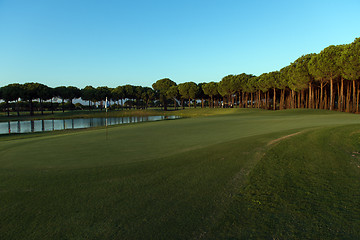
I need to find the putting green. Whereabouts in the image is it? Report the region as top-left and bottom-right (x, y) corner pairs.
(1, 109), (360, 239)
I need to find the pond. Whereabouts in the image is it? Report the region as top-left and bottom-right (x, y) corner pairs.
(0, 115), (180, 135)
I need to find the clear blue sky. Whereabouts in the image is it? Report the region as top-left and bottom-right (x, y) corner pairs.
(1, 0), (359, 88)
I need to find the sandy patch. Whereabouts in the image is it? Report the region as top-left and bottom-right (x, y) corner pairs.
(267, 131), (303, 146)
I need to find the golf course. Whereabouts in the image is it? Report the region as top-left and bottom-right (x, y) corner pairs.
(1, 108), (360, 239)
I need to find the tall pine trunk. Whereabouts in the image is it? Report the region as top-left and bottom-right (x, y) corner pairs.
(50, 99), (54, 114)
(300, 90), (304, 108)
(297, 91), (300, 108)
(40, 99), (44, 115)
(163, 99), (167, 111)
(330, 76), (334, 110)
(357, 89), (360, 113)
(250, 93), (253, 108)
(16, 99), (20, 116)
(265, 92), (268, 110)
(337, 82), (340, 111)
(320, 82), (324, 109)
(309, 82), (312, 109)
(273, 88), (276, 110)
(238, 91), (242, 108)
(30, 99), (34, 116)
(353, 81), (357, 112)
(245, 93), (248, 108)
(324, 91), (328, 110)
(340, 78), (344, 112)
(6, 101), (9, 117)
(346, 81), (351, 113)
(280, 89), (285, 110)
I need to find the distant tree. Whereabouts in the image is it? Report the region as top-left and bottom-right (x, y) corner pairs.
(232, 74), (245, 108)
(197, 83), (207, 108)
(218, 75), (236, 107)
(178, 82), (198, 108)
(111, 86), (125, 108)
(257, 73), (271, 109)
(95, 87), (111, 110)
(188, 82), (199, 108)
(141, 87), (155, 109)
(339, 38), (360, 112)
(47, 87), (55, 114)
(134, 86), (144, 109)
(166, 85), (179, 110)
(266, 71), (281, 110)
(0, 83), (22, 116)
(245, 76), (257, 108)
(54, 86), (68, 112)
(289, 54), (314, 109)
(152, 78), (176, 111)
(309, 45), (342, 110)
(123, 85), (135, 108)
(81, 86), (96, 110)
(237, 74), (256, 108)
(202, 82), (218, 108)
(66, 86), (81, 108)
(308, 54), (324, 109)
(21, 82), (42, 116)
(279, 66), (292, 110)
(250, 76), (265, 109)
(38, 84), (53, 115)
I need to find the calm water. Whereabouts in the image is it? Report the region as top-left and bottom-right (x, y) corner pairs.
(0, 116), (180, 134)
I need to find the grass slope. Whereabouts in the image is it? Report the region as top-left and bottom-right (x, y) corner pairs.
(212, 125), (360, 239)
(1, 109), (360, 239)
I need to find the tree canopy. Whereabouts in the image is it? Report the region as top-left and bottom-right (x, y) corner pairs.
(2, 37), (360, 114)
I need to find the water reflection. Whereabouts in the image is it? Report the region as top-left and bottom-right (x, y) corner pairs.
(1, 116), (180, 134)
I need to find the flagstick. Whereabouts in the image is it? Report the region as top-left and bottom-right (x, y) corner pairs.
(105, 97), (108, 140)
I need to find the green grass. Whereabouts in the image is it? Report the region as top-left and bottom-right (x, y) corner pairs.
(211, 125), (360, 239)
(1, 108), (360, 239)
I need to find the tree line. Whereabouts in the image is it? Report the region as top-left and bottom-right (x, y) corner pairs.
(0, 84), (158, 116)
(1, 37), (359, 116)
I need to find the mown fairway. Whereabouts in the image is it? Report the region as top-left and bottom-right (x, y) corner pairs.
(1, 109), (360, 239)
